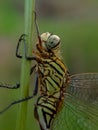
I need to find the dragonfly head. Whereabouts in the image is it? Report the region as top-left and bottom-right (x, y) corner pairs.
(41, 32), (61, 52)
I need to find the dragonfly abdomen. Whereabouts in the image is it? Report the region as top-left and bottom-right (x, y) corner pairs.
(34, 90), (65, 130)
(35, 56), (69, 130)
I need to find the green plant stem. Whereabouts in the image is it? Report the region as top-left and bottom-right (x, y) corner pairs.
(15, 0), (35, 130)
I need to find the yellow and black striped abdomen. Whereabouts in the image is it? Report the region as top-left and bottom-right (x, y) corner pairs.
(34, 56), (69, 130)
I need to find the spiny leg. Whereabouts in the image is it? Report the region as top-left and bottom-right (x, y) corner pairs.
(33, 72), (38, 96)
(16, 33), (36, 60)
(16, 33), (37, 61)
(0, 64), (36, 89)
(0, 78), (37, 114)
(16, 34), (27, 59)
(30, 64), (39, 96)
(34, 11), (42, 47)
(0, 95), (34, 114)
(16, 12), (42, 61)
(30, 65), (36, 75)
(0, 35), (25, 89)
(0, 83), (20, 89)
(0, 34), (27, 88)
(0, 65), (37, 114)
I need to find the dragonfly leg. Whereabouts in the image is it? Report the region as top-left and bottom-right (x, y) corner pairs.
(34, 11), (42, 47)
(30, 64), (38, 96)
(0, 64), (36, 89)
(30, 65), (36, 75)
(33, 72), (38, 96)
(0, 83), (20, 89)
(16, 34), (27, 59)
(16, 34), (36, 61)
(0, 65), (37, 113)
(0, 95), (34, 114)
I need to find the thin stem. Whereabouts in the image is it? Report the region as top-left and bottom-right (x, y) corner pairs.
(15, 0), (35, 130)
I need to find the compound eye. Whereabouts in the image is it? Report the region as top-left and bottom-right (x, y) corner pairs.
(46, 35), (60, 50)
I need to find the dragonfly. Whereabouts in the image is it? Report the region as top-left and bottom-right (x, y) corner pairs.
(0, 12), (98, 130)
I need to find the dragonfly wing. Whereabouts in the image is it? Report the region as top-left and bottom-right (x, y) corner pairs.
(52, 93), (98, 130)
(52, 73), (98, 130)
(67, 73), (98, 103)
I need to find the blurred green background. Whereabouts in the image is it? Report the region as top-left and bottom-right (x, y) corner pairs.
(0, 0), (98, 130)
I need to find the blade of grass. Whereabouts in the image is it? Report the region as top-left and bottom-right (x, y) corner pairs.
(15, 0), (35, 130)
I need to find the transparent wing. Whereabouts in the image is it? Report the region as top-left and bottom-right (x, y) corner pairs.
(68, 73), (98, 103)
(53, 94), (98, 130)
(52, 73), (98, 130)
